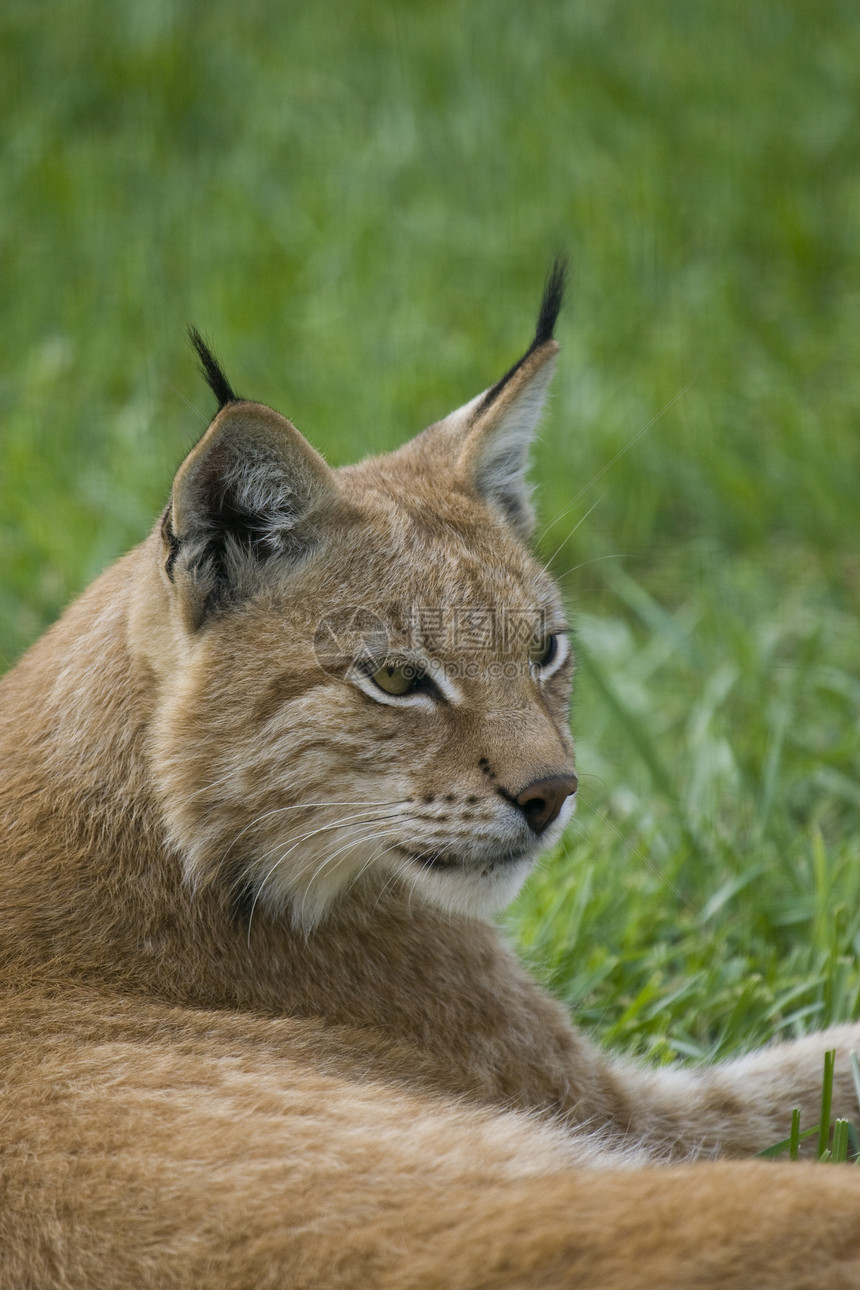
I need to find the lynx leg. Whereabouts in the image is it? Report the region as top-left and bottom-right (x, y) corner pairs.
(607, 1023), (860, 1158)
(2, 1031), (859, 1290)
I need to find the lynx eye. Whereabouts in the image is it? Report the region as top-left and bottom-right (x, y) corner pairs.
(370, 663), (423, 697)
(529, 634), (558, 668)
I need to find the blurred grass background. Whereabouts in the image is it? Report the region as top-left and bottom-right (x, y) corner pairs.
(1, 0), (859, 1063)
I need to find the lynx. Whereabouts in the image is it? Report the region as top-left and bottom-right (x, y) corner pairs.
(1, 265), (859, 1289)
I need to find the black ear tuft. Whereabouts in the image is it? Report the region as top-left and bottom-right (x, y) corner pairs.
(187, 326), (239, 409)
(533, 255), (568, 347)
(477, 256), (568, 415)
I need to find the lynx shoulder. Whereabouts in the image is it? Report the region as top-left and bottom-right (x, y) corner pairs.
(1, 266), (859, 1289)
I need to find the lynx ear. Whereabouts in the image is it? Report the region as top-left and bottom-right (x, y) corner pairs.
(455, 338), (559, 539)
(407, 259), (566, 539)
(163, 336), (336, 630)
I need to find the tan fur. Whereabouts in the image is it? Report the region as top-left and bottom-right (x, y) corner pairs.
(1, 301), (859, 1289)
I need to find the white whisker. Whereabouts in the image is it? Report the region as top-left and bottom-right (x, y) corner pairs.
(538, 491), (607, 574)
(246, 816), (407, 943)
(294, 828), (404, 929)
(552, 552), (627, 584)
(536, 380), (694, 548)
(248, 812), (407, 881)
(226, 802), (408, 870)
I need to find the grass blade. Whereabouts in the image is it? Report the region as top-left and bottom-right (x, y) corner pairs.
(817, 1049), (835, 1160)
(755, 1120), (817, 1160)
(830, 1119), (850, 1165)
(789, 1107), (801, 1162)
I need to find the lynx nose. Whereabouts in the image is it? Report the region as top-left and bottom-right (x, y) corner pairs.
(512, 774), (578, 835)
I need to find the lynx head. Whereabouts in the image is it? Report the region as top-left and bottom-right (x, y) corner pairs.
(149, 262), (576, 929)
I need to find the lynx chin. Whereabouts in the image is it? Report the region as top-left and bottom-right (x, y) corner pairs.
(1, 262), (859, 1289)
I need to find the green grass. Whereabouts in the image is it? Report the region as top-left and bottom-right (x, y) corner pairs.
(2, 0), (859, 1060)
(756, 1050), (860, 1163)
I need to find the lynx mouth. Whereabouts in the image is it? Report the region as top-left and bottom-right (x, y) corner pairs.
(398, 846), (531, 873)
